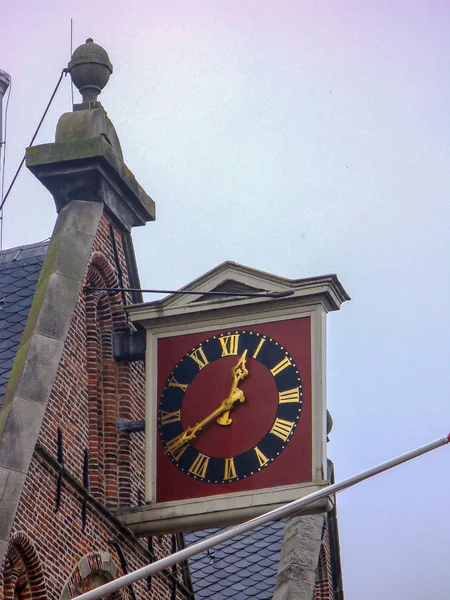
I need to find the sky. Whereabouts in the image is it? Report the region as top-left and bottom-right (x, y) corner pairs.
(2, 1), (450, 598)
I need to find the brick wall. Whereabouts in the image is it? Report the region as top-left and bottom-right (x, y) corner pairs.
(36, 214), (146, 510)
(313, 520), (334, 600)
(0, 211), (192, 600)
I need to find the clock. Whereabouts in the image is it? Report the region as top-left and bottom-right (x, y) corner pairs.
(158, 330), (304, 485)
(120, 262), (349, 534)
(155, 317), (313, 503)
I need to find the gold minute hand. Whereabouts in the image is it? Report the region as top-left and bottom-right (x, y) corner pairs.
(217, 349), (248, 426)
(169, 351), (249, 450)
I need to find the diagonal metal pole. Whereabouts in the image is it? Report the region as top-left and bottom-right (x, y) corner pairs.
(75, 434), (449, 600)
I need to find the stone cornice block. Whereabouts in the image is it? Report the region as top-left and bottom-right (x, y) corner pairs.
(26, 135), (155, 231)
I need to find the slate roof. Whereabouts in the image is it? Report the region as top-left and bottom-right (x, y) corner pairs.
(0, 240), (48, 404)
(185, 519), (285, 600)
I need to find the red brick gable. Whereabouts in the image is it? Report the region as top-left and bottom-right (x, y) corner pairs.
(1, 209), (192, 600)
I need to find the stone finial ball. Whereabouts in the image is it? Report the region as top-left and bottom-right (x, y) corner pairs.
(67, 38), (113, 103)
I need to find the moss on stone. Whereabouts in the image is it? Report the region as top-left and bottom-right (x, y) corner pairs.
(1, 337), (31, 411)
(26, 137), (105, 166)
(0, 402), (12, 437)
(17, 209), (69, 347)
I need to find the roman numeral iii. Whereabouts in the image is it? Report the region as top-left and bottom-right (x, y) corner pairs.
(270, 418), (295, 442)
(219, 334), (240, 356)
(278, 388), (300, 403)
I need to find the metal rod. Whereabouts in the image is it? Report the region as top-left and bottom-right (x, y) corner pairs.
(70, 18), (74, 107)
(74, 434), (449, 600)
(0, 69), (11, 251)
(83, 286), (294, 299)
(0, 69), (66, 212)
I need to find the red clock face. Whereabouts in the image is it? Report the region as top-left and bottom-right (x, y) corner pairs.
(156, 317), (312, 502)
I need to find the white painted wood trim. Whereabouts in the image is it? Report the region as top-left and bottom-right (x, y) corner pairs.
(144, 305), (327, 502)
(311, 305), (327, 482)
(120, 480), (332, 536)
(145, 330), (158, 502)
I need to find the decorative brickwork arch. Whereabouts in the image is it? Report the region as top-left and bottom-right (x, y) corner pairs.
(2, 533), (47, 600)
(85, 252), (135, 508)
(60, 552), (122, 600)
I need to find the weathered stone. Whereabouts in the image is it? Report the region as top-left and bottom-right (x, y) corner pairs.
(67, 38), (113, 103)
(23, 274), (80, 342)
(0, 396), (46, 472)
(15, 334), (64, 404)
(0, 467), (26, 542)
(56, 105), (123, 160)
(272, 578), (315, 600)
(79, 556), (92, 579)
(17, 203), (100, 350)
(272, 514), (325, 600)
(51, 199), (104, 238)
(51, 229), (99, 281)
(0, 539), (7, 563)
(26, 135), (155, 230)
(2, 334), (63, 408)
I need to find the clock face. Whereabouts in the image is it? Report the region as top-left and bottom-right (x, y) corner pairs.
(158, 329), (304, 486)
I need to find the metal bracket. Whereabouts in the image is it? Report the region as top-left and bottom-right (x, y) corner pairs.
(113, 329), (146, 362)
(117, 419), (145, 434)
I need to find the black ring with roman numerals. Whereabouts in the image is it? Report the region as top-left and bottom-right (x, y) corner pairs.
(158, 330), (303, 483)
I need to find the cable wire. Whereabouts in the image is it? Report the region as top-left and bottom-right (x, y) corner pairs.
(70, 19), (74, 107)
(0, 77), (11, 249)
(83, 286), (294, 299)
(0, 68), (67, 214)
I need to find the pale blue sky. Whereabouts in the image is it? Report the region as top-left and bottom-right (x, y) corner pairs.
(2, 1), (450, 598)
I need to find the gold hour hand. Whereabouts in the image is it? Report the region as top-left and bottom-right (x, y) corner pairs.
(169, 389), (245, 450)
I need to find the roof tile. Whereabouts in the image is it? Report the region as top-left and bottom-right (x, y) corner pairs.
(185, 520), (285, 600)
(0, 240), (48, 403)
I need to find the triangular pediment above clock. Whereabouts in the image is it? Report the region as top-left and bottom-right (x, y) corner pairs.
(191, 278), (265, 303)
(129, 261), (349, 316)
(150, 261), (292, 310)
